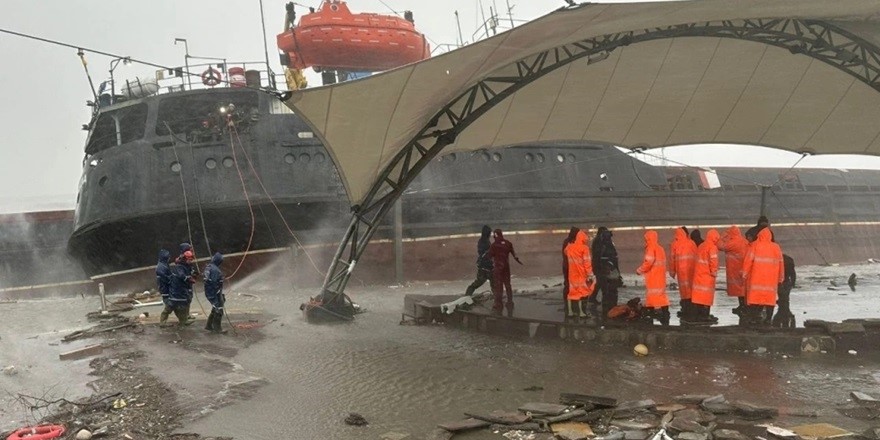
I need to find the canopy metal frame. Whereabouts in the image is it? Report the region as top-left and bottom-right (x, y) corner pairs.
(313, 17), (880, 299)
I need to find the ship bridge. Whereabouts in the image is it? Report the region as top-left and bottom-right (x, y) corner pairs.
(281, 0), (880, 296)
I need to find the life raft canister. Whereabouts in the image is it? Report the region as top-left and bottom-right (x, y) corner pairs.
(201, 68), (223, 87)
(6, 425), (65, 440)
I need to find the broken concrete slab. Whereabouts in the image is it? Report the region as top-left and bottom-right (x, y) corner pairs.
(668, 418), (707, 434)
(826, 322), (866, 335)
(59, 344), (103, 361)
(790, 424), (854, 440)
(677, 433), (709, 440)
(595, 432), (626, 440)
(851, 392), (880, 408)
(674, 409), (716, 424)
(519, 402), (570, 416)
(437, 418), (490, 432)
(492, 422), (543, 432)
(732, 402), (779, 420)
(560, 393), (618, 408)
(766, 426), (799, 439)
(617, 400), (657, 412)
(544, 410), (588, 424)
(656, 404), (688, 413)
(613, 421), (656, 430)
(713, 429), (750, 440)
(466, 411), (531, 425)
(701, 402), (735, 415)
(624, 430), (649, 440)
(675, 395), (713, 404)
(702, 395), (727, 405)
(552, 422), (594, 440)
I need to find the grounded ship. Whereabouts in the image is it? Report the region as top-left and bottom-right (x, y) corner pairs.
(8, 1), (880, 296)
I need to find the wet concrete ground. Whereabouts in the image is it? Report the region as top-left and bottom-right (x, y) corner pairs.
(2, 262), (880, 439)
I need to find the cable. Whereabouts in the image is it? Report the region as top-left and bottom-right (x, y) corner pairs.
(230, 126), (326, 277)
(225, 126), (258, 280)
(769, 189), (830, 265)
(0, 27), (281, 97)
(626, 153), (654, 190)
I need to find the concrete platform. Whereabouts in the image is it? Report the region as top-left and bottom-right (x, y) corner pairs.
(403, 287), (880, 354)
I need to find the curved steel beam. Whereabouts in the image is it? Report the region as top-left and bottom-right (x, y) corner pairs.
(318, 17), (880, 299)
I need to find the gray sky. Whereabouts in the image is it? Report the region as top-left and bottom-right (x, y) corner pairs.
(2, 0), (880, 213)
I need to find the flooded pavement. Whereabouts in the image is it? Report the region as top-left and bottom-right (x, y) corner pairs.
(2, 262), (880, 439)
(175, 264), (880, 439)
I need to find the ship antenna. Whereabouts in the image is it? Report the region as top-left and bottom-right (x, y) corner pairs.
(455, 11), (464, 47)
(77, 49), (98, 105)
(258, 0), (276, 89)
(505, 0), (515, 29)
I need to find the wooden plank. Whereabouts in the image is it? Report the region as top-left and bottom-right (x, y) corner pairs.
(60, 344), (103, 361)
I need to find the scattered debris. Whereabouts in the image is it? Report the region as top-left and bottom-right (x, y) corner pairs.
(3, 365), (17, 376)
(518, 402), (569, 416)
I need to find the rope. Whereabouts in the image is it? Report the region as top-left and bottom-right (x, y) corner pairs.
(163, 122), (210, 320)
(225, 125), (258, 280)
(769, 189), (830, 265)
(230, 126), (326, 276)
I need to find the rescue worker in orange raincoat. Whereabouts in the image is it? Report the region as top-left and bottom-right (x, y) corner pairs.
(564, 230), (594, 321)
(742, 228), (784, 326)
(719, 225), (749, 317)
(636, 230), (670, 325)
(561, 227), (580, 303)
(489, 229), (522, 311)
(669, 227), (697, 321)
(690, 229), (721, 324)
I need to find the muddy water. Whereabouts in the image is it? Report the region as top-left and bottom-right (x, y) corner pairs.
(170, 264), (880, 440)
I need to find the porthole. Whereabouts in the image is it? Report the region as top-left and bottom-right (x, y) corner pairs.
(481, 152), (491, 162)
(170, 162), (181, 173)
(300, 153), (311, 163)
(205, 158), (217, 169)
(567, 154), (576, 163)
(222, 157), (234, 168)
(98, 176), (108, 187)
(284, 153), (295, 164)
(492, 153), (501, 162)
(536, 153), (545, 163)
(525, 153), (535, 163)
(315, 153), (326, 163)
(556, 154), (565, 163)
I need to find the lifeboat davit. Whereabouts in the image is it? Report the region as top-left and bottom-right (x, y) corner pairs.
(277, 0), (431, 72)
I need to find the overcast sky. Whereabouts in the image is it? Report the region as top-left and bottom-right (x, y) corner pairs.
(2, 0), (880, 212)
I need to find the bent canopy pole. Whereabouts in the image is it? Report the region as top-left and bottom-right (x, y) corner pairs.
(316, 17), (880, 298)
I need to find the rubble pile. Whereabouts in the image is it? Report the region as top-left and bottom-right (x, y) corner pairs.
(435, 391), (880, 440)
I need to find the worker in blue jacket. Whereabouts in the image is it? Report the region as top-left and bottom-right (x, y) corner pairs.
(203, 252), (226, 334)
(155, 249), (172, 307)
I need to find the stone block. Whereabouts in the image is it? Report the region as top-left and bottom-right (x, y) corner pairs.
(851, 391), (880, 408)
(519, 402), (569, 416)
(437, 418), (489, 432)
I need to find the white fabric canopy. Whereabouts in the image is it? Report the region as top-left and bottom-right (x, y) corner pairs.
(285, 0), (880, 205)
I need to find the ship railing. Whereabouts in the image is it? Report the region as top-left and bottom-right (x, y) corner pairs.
(153, 61), (289, 95)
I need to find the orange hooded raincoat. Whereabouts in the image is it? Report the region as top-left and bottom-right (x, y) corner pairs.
(637, 230), (669, 308)
(691, 229), (720, 307)
(669, 228), (697, 300)
(742, 228), (784, 306)
(564, 230), (594, 301)
(718, 225), (749, 297)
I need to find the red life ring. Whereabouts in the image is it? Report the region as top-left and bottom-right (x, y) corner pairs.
(201, 68), (223, 87)
(6, 425), (65, 440)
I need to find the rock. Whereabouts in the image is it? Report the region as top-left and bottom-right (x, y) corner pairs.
(380, 432), (410, 440)
(701, 395), (727, 405)
(344, 413), (368, 426)
(701, 402), (735, 415)
(76, 429), (93, 440)
(595, 433), (626, 440)
(560, 393), (618, 408)
(767, 426), (799, 439)
(754, 347), (768, 354)
(677, 433), (709, 440)
(674, 409), (715, 424)
(437, 418), (490, 432)
(713, 429), (750, 440)
(2, 365), (17, 376)
(613, 421), (656, 430)
(849, 350), (858, 355)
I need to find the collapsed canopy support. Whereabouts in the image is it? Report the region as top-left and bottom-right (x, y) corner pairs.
(316, 15), (880, 299)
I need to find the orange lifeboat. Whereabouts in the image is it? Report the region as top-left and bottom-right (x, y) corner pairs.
(276, 0), (431, 72)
